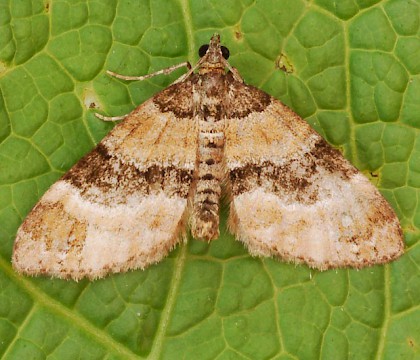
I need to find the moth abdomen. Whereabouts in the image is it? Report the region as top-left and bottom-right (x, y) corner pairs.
(191, 128), (225, 241)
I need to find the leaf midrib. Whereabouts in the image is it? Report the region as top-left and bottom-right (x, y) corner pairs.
(148, 244), (188, 359)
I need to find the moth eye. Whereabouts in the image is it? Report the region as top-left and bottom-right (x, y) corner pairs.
(221, 46), (230, 60)
(198, 44), (209, 57)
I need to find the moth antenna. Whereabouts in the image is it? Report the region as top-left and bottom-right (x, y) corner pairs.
(106, 62), (191, 81)
(94, 113), (128, 122)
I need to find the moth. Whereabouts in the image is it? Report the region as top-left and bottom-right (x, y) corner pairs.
(13, 34), (404, 280)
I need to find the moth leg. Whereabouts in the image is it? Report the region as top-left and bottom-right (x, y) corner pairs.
(106, 62), (191, 81)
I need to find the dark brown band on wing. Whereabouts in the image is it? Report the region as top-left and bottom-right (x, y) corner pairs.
(225, 72), (272, 118)
(62, 143), (193, 200)
(229, 138), (358, 203)
(153, 77), (196, 118)
(153, 72), (271, 119)
(229, 162), (315, 200)
(310, 138), (357, 178)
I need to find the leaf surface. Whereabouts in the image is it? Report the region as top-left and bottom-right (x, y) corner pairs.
(0, 0), (419, 359)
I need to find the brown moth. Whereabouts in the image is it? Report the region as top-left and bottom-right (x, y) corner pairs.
(12, 34), (404, 280)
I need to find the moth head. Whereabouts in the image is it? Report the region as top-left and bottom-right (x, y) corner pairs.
(198, 34), (230, 67)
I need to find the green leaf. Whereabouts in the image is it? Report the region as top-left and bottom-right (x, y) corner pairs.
(1, 0), (419, 358)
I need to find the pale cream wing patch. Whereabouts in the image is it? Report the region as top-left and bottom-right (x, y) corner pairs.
(225, 87), (404, 270)
(13, 80), (197, 280)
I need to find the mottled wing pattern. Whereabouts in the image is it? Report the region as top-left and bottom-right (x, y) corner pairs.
(13, 80), (197, 280)
(224, 82), (404, 270)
